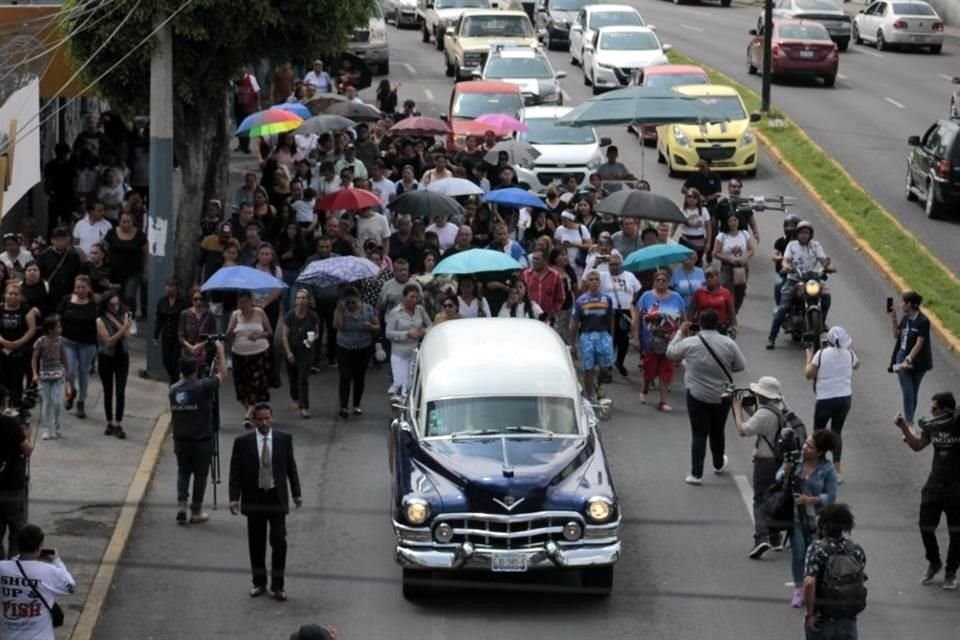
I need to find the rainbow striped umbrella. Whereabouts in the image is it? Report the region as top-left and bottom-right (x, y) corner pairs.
(235, 108), (303, 138)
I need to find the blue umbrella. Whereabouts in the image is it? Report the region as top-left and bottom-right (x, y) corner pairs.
(483, 188), (546, 210)
(296, 256), (381, 288)
(433, 249), (522, 275)
(201, 265), (287, 292)
(274, 102), (311, 119)
(621, 244), (694, 272)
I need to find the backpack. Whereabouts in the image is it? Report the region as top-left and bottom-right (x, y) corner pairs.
(816, 539), (868, 619)
(759, 404), (808, 464)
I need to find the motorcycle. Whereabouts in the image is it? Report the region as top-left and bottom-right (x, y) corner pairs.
(785, 266), (834, 344)
(952, 77), (960, 119)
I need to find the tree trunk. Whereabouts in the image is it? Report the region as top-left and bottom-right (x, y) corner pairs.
(172, 91), (231, 286)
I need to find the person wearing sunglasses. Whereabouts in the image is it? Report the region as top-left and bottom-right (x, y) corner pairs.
(433, 294), (462, 325)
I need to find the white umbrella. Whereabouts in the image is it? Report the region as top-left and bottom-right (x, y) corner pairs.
(425, 177), (484, 197)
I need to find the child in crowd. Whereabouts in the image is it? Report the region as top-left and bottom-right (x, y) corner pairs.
(32, 315), (68, 440)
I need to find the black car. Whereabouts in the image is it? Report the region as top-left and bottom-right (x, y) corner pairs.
(906, 119), (960, 219)
(535, 0), (599, 50)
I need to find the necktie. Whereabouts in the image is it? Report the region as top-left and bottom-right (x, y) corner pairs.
(259, 436), (274, 490)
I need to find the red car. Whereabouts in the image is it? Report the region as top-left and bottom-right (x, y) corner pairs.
(747, 19), (839, 87)
(636, 64), (709, 144)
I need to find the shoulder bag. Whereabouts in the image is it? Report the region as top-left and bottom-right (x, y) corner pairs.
(697, 333), (734, 388)
(15, 560), (64, 627)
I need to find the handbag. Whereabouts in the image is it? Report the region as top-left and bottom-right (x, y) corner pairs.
(732, 266), (748, 286)
(15, 560), (64, 628)
(762, 478), (796, 532)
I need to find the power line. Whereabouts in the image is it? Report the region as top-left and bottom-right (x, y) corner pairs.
(0, 0), (108, 39)
(2, 0), (199, 154)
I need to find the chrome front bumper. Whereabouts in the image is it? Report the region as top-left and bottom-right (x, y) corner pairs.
(396, 540), (621, 570)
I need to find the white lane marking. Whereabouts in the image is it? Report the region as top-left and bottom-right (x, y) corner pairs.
(403, 62), (416, 74)
(684, 9), (711, 17)
(860, 48), (883, 58)
(424, 88), (435, 101)
(884, 96), (906, 109)
(939, 73), (954, 82)
(734, 474), (755, 525)
(680, 24), (705, 32)
(837, 73), (847, 80)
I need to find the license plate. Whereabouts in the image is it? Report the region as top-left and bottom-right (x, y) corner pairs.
(912, 35), (927, 41)
(491, 553), (528, 572)
(799, 50), (814, 58)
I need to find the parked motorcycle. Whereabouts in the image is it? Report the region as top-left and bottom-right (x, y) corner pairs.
(785, 266), (835, 344)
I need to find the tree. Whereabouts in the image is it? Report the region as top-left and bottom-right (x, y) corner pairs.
(63, 0), (372, 284)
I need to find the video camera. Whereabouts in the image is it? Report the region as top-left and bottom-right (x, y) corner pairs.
(918, 409), (960, 435)
(726, 386), (757, 411)
(778, 426), (803, 465)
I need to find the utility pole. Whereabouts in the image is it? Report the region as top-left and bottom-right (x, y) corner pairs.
(145, 21), (174, 379)
(761, 0), (774, 112)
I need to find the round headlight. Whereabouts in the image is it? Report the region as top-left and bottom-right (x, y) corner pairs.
(805, 280), (821, 297)
(562, 520), (583, 541)
(434, 522), (454, 543)
(405, 499), (429, 525)
(586, 497), (613, 523)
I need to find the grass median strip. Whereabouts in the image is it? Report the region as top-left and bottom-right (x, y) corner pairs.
(667, 49), (960, 345)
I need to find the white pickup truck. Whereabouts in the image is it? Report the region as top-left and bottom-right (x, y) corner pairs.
(418, 0), (520, 50)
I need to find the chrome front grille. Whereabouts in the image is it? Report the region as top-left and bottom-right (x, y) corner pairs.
(536, 171), (585, 186)
(351, 29), (370, 43)
(434, 511), (584, 550)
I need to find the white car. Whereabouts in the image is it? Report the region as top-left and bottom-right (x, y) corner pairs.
(852, 0), (943, 53)
(514, 106), (612, 190)
(583, 27), (671, 94)
(568, 4), (648, 67)
(384, 0), (420, 27)
(479, 46), (567, 105)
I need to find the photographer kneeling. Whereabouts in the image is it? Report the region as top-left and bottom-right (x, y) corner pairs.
(732, 376), (786, 559)
(779, 429), (839, 609)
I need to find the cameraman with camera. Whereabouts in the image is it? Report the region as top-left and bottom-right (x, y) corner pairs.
(896, 391), (960, 590)
(732, 376), (786, 559)
(0, 387), (33, 558)
(169, 339), (227, 525)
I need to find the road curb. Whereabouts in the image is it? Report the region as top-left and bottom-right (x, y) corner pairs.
(756, 129), (960, 354)
(68, 412), (172, 640)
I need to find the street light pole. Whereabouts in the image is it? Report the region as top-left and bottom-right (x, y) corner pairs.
(761, 0), (774, 112)
(145, 21), (175, 380)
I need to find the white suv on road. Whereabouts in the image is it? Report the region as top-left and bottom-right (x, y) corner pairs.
(514, 106), (611, 190)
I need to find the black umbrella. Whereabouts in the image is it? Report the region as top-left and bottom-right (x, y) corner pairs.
(389, 190), (464, 220)
(594, 190), (686, 224)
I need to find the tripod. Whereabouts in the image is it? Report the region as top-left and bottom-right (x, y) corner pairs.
(204, 340), (223, 509)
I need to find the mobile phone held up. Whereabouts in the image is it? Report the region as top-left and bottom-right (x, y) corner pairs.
(886, 297), (894, 314)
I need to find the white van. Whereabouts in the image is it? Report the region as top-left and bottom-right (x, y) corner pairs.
(349, 3), (390, 74)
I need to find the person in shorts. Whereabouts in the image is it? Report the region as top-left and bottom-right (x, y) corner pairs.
(570, 271), (614, 401)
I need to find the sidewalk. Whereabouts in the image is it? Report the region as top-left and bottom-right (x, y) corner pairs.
(25, 339), (170, 639)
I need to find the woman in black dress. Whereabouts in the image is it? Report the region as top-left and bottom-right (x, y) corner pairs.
(58, 275), (99, 418)
(104, 211), (147, 314)
(96, 290), (133, 439)
(0, 282), (38, 403)
(20, 261), (51, 320)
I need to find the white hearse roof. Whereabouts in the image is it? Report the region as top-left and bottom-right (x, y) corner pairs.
(418, 318), (579, 401)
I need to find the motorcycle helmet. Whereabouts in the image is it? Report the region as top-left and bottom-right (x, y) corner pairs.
(783, 214), (800, 228)
(796, 220), (814, 238)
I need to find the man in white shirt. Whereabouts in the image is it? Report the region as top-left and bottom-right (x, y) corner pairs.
(554, 211), (592, 275)
(369, 160), (397, 206)
(72, 199), (112, 260)
(600, 254), (641, 376)
(355, 207), (391, 253)
(0, 525), (75, 640)
(303, 59), (332, 93)
(312, 162), (341, 198)
(426, 215), (458, 252)
(1, 233), (32, 275)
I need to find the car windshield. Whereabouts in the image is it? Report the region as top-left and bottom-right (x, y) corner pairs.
(694, 95), (747, 121)
(794, 0), (841, 10)
(644, 72), (708, 88)
(452, 92), (524, 119)
(778, 23), (831, 39)
(485, 56), (554, 79)
(436, 0), (489, 8)
(551, 0), (594, 9)
(462, 15), (534, 37)
(521, 118), (597, 145)
(425, 396), (579, 436)
(588, 11), (643, 29)
(891, 1), (936, 14)
(600, 31), (659, 50)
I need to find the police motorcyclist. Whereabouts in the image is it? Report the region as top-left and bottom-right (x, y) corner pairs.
(169, 341), (227, 525)
(771, 214), (800, 308)
(766, 221), (831, 350)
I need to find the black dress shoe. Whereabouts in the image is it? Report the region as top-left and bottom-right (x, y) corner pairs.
(616, 364), (628, 377)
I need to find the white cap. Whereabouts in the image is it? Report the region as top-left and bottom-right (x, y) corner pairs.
(561, 211), (576, 221)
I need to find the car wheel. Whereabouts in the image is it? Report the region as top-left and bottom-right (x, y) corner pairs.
(721, 0), (731, 6)
(925, 181), (944, 219)
(544, 29), (553, 50)
(905, 163), (918, 202)
(454, 63), (462, 81)
(583, 67), (591, 85)
(581, 566), (614, 595)
(951, 95), (960, 119)
(930, 44), (942, 54)
(571, 48), (580, 66)
(421, 23), (430, 42)
(852, 23), (862, 44)
(435, 29), (445, 51)
(402, 569), (432, 599)
(380, 60), (390, 75)
(657, 147), (667, 164)
(876, 30), (887, 51)
(822, 74), (836, 87)
(445, 56), (454, 77)
(747, 50), (758, 75)
(836, 38), (848, 52)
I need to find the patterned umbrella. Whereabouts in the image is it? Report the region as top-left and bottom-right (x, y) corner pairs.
(274, 102), (311, 119)
(475, 113), (528, 133)
(389, 116), (452, 137)
(296, 256), (381, 288)
(235, 108), (303, 138)
(314, 188), (382, 211)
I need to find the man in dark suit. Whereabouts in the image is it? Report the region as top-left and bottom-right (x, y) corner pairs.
(229, 402), (302, 601)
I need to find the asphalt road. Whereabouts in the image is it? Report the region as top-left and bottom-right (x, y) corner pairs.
(622, 0), (960, 275)
(93, 28), (960, 639)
